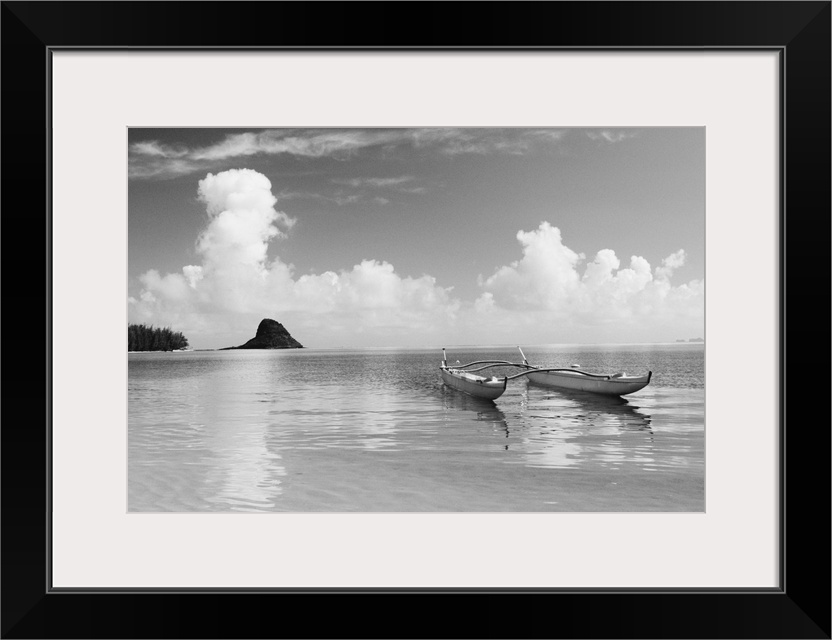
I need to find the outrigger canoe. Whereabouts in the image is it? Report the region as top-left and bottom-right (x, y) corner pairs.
(440, 349), (508, 400)
(439, 349), (508, 400)
(524, 368), (651, 396)
(519, 347), (651, 396)
(440, 347), (652, 399)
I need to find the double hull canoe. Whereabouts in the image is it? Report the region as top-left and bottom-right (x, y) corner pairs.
(440, 366), (507, 400)
(525, 368), (652, 396)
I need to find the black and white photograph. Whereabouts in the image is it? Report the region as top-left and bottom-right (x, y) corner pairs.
(4, 0), (829, 633)
(128, 127), (705, 513)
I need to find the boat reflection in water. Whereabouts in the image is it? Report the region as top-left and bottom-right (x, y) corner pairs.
(525, 385), (653, 430)
(440, 384), (510, 444)
(512, 384), (656, 470)
(441, 385), (507, 421)
(440, 378), (657, 467)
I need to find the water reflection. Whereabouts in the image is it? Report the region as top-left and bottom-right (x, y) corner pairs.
(512, 384), (657, 470)
(524, 386), (653, 431)
(441, 386), (509, 445)
(441, 386), (507, 422)
(128, 364), (287, 512)
(263, 381), (444, 451)
(129, 350), (703, 512)
(195, 374), (287, 511)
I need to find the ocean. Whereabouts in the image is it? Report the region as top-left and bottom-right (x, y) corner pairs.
(128, 344), (704, 512)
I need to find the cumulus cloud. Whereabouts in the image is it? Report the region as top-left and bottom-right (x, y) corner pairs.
(129, 169), (460, 346)
(130, 170), (702, 347)
(478, 223), (583, 310)
(474, 222), (703, 341)
(655, 249), (686, 281)
(196, 169), (295, 267)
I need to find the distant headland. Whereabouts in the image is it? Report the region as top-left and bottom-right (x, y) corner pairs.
(222, 318), (303, 350)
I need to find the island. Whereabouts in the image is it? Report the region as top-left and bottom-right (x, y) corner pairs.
(222, 318), (303, 349)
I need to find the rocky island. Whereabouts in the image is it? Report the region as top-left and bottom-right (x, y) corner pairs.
(223, 318), (303, 349)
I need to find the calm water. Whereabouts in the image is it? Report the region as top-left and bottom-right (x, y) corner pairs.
(128, 344), (704, 512)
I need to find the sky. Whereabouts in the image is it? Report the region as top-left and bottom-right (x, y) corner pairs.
(128, 128), (705, 349)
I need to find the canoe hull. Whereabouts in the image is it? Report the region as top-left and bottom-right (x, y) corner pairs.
(441, 368), (507, 400)
(526, 370), (651, 396)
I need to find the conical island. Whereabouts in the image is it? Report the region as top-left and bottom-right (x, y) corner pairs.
(224, 318), (303, 349)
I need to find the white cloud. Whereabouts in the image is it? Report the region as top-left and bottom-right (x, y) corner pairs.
(139, 269), (191, 303)
(655, 248), (686, 281)
(129, 169), (459, 347)
(255, 130), (404, 159)
(129, 129), (569, 180)
(130, 171), (702, 348)
(587, 130), (638, 143)
(413, 128), (567, 155)
(331, 176), (415, 189)
(130, 141), (189, 158)
(478, 222), (583, 310)
(183, 265), (203, 288)
(196, 169), (295, 262)
(473, 222), (703, 342)
(325, 176), (421, 207)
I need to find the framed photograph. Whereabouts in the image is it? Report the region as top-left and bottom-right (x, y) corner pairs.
(3, 2), (829, 638)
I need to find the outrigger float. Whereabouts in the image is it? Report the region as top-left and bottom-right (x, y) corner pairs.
(440, 347), (652, 400)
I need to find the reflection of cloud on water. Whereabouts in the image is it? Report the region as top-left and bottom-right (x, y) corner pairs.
(128, 369), (288, 512)
(196, 380), (287, 511)
(514, 385), (657, 470)
(520, 432), (584, 468)
(202, 440), (286, 510)
(266, 382), (421, 451)
(324, 386), (401, 449)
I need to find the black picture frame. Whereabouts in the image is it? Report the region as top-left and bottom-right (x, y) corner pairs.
(2, 2), (829, 638)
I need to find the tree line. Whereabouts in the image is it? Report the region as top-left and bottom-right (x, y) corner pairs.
(128, 323), (189, 351)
